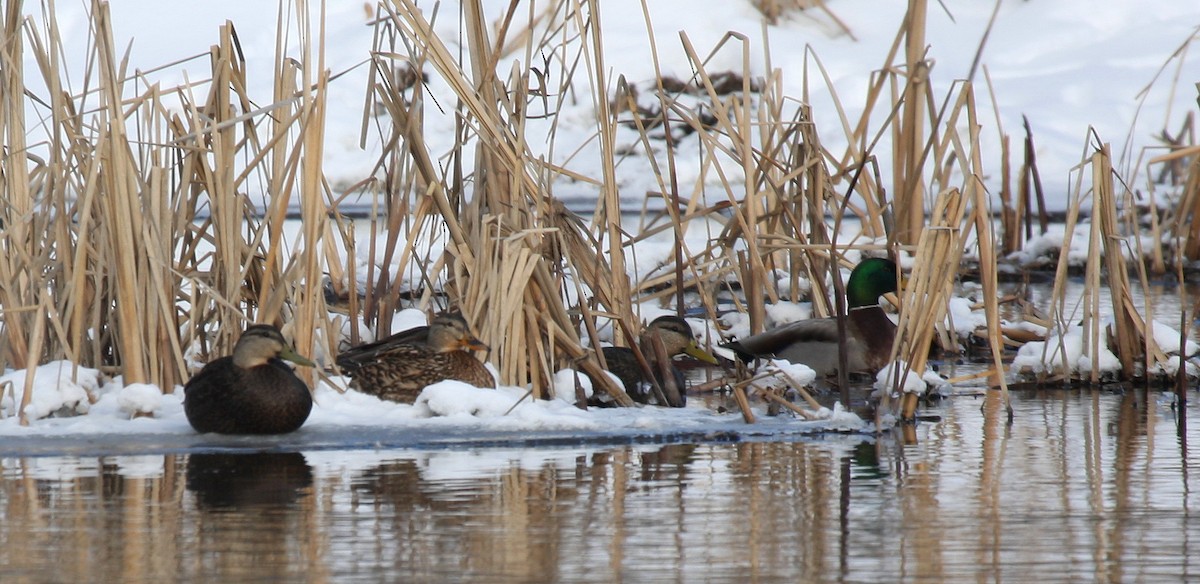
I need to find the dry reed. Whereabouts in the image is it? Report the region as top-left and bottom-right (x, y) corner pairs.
(3, 0), (1192, 431)
(4, 0), (337, 424)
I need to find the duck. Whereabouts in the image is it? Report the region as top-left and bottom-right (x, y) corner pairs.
(184, 324), (317, 435)
(336, 312), (494, 403)
(721, 257), (902, 378)
(588, 315), (719, 407)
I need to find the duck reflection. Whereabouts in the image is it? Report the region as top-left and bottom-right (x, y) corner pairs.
(849, 440), (886, 481)
(352, 458), (438, 509)
(185, 451), (313, 509)
(637, 443), (698, 483)
(350, 455), (570, 581)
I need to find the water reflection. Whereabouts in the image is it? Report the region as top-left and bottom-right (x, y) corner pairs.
(183, 452), (319, 581)
(186, 452), (313, 508)
(1, 390), (1199, 582)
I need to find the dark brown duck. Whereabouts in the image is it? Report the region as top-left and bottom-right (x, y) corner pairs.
(589, 315), (718, 407)
(184, 324), (316, 435)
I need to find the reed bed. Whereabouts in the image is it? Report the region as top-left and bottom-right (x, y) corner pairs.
(347, 0), (1021, 419)
(3, 0), (337, 423)
(1014, 140), (1175, 386)
(1, 0), (1196, 428)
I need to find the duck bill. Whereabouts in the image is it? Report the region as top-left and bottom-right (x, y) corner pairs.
(460, 336), (490, 352)
(684, 342), (719, 365)
(280, 346), (317, 368)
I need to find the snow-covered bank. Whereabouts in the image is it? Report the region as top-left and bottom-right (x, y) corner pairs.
(0, 366), (868, 448)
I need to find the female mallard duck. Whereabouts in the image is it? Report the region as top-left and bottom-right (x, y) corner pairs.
(588, 315), (719, 408)
(336, 312), (494, 403)
(184, 324), (317, 435)
(722, 258), (901, 377)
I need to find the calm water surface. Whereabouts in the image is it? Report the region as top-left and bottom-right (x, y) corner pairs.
(4, 279), (1200, 582)
(2, 389), (1199, 583)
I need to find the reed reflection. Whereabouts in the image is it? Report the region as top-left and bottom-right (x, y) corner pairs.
(347, 452), (574, 582)
(1, 391), (1199, 582)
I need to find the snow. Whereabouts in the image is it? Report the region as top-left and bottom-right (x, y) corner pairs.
(944, 296), (989, 341)
(0, 224), (870, 438)
(0, 361), (100, 421)
(738, 358), (821, 407)
(873, 360), (945, 397)
(1006, 222), (1144, 268)
(19, 1), (1197, 211)
(0, 367), (868, 440)
(117, 383), (165, 418)
(550, 368), (594, 402)
(1013, 325), (1121, 377)
(1012, 318), (1200, 379)
(1151, 319), (1200, 357)
(769, 358), (819, 389)
(1149, 320), (1200, 377)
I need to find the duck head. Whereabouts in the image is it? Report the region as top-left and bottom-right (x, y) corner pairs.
(427, 313), (490, 353)
(846, 258), (903, 309)
(232, 325), (316, 369)
(642, 315), (719, 364)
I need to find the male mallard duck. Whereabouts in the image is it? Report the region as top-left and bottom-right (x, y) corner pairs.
(722, 257), (901, 377)
(588, 315), (719, 407)
(336, 312), (494, 403)
(184, 324), (316, 435)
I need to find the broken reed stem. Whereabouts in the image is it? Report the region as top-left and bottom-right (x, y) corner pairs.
(634, 0), (688, 316)
(376, 0), (639, 403)
(775, 370), (823, 412)
(1157, 143), (1200, 260)
(955, 81), (1011, 415)
(574, 0), (640, 348)
(291, 1), (333, 385)
(889, 187), (967, 420)
(679, 31), (771, 332)
(883, 80), (1011, 420)
(1035, 136), (1167, 385)
(731, 382), (756, 424)
(1096, 144), (1163, 377)
(758, 389), (820, 421)
(17, 297), (48, 426)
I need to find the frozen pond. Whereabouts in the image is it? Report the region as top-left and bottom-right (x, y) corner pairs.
(2, 388), (1198, 582)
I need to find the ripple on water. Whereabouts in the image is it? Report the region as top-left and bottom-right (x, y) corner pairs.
(2, 389), (1200, 582)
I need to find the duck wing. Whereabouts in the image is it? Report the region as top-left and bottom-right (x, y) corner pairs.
(344, 343), (493, 403)
(722, 310), (893, 377)
(722, 318), (841, 362)
(336, 326), (430, 371)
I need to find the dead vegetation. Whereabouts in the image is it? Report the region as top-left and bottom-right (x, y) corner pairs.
(1, 0), (1197, 427)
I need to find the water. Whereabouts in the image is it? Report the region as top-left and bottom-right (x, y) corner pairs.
(3, 389), (1198, 583)
(5, 271), (1200, 582)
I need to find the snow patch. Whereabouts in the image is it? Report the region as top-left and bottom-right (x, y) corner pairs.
(0, 361), (101, 420)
